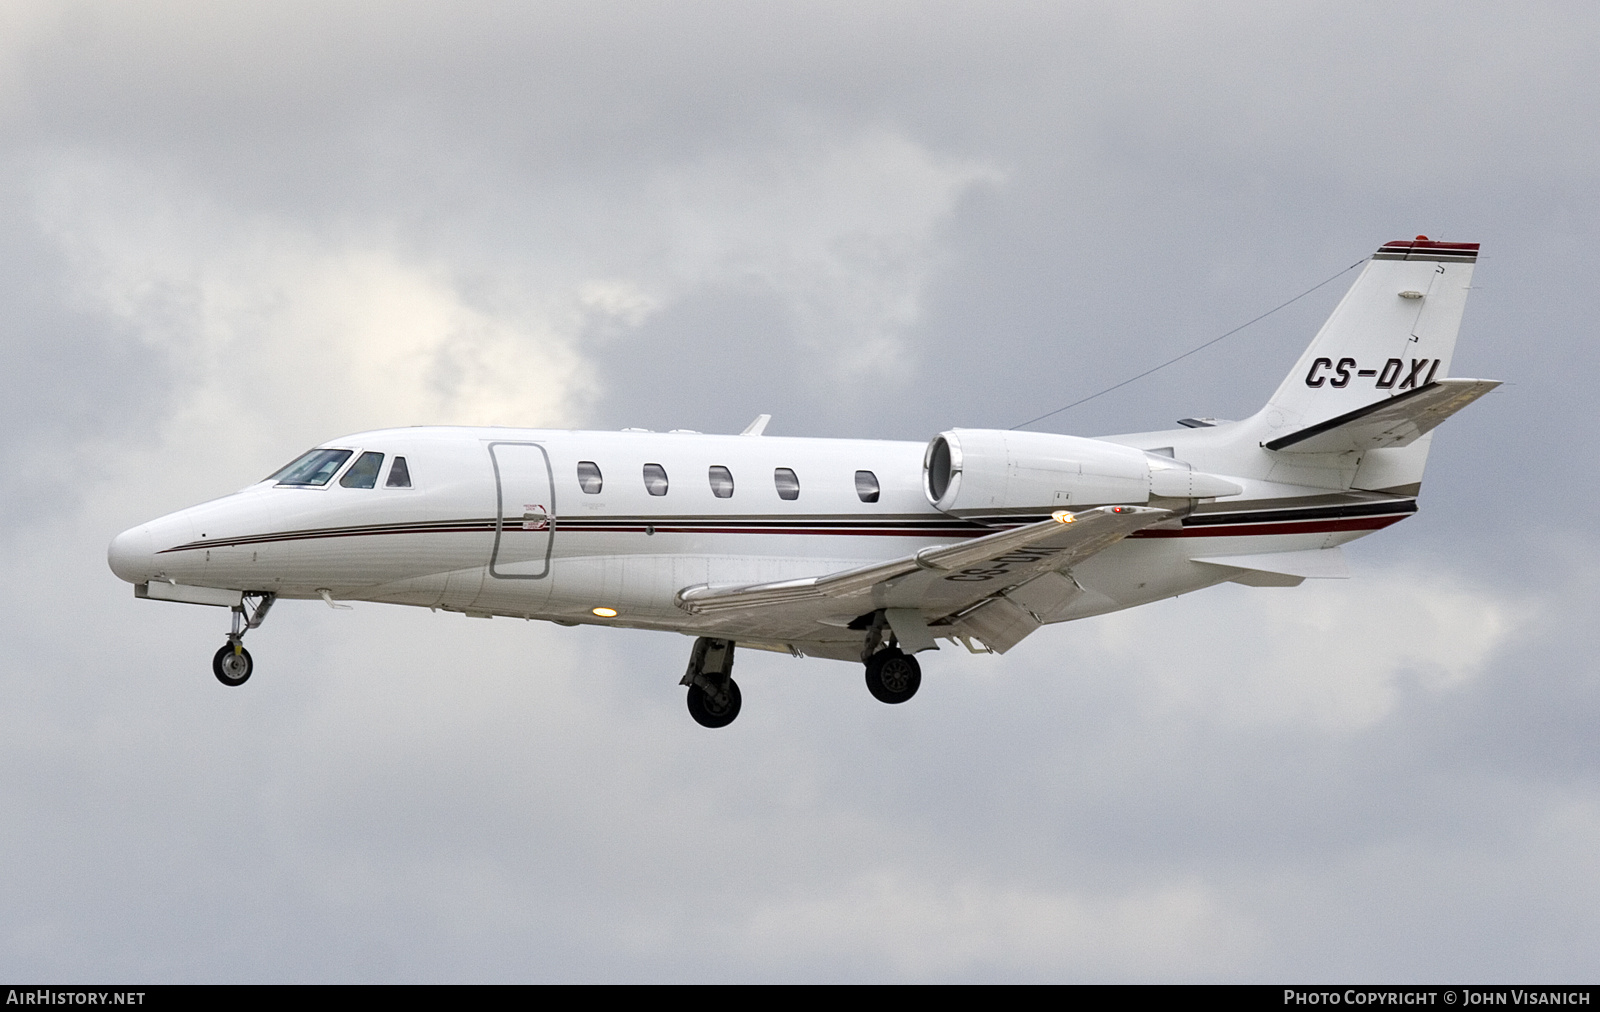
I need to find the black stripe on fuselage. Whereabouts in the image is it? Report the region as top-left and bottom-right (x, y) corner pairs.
(157, 514), (990, 552)
(1179, 498), (1416, 527)
(956, 498), (1417, 530)
(158, 498), (1416, 554)
(159, 518), (502, 553)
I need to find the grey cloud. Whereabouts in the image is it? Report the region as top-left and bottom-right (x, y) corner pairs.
(1, 0), (1596, 982)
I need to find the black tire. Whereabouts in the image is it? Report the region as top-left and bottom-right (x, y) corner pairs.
(686, 678), (742, 728)
(865, 649), (921, 704)
(212, 644), (253, 686)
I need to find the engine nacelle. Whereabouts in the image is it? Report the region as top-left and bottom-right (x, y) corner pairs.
(922, 428), (1242, 519)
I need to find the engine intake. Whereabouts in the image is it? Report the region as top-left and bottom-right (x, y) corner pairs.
(922, 429), (1241, 519)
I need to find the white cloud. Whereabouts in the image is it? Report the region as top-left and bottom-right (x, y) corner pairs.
(32, 129), (995, 501)
(34, 158), (601, 496)
(1072, 567), (1523, 732)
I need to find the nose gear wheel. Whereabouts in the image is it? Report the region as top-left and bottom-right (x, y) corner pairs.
(212, 644), (253, 686)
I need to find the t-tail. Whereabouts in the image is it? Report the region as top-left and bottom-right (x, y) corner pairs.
(1242, 237), (1499, 494)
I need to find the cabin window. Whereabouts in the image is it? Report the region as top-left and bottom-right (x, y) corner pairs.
(855, 470), (880, 503)
(577, 460), (603, 494)
(385, 456), (412, 488)
(708, 465), (735, 498)
(271, 448), (354, 487)
(643, 463), (669, 496)
(774, 467), (800, 500)
(339, 451), (385, 489)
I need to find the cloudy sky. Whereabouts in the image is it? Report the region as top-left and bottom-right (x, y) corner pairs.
(2, 1), (1597, 982)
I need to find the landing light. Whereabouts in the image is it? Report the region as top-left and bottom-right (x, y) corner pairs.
(592, 607), (618, 618)
(1051, 510), (1074, 523)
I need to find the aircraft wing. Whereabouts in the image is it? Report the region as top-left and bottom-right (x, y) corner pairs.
(1264, 377), (1500, 453)
(675, 505), (1171, 652)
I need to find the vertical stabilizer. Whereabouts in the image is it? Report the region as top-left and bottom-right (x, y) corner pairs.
(1261, 239), (1476, 435)
(1250, 238), (1480, 491)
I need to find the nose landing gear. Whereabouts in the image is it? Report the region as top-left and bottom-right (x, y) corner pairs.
(213, 592), (275, 687)
(681, 637), (741, 728)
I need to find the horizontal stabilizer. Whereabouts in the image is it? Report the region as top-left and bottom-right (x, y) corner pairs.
(1193, 546), (1349, 580)
(1264, 378), (1500, 454)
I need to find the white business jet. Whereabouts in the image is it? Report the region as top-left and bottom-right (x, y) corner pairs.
(108, 238), (1497, 728)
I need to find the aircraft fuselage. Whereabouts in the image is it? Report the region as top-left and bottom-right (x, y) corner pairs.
(108, 425), (1408, 658)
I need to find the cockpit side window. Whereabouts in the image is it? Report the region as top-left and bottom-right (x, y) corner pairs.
(385, 456), (412, 488)
(271, 448), (354, 487)
(577, 461), (603, 494)
(340, 451), (385, 489)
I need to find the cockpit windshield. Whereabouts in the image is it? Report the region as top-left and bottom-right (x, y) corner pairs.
(339, 451), (385, 489)
(269, 448), (354, 486)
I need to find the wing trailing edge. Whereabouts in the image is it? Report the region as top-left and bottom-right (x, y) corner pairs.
(674, 504), (1171, 618)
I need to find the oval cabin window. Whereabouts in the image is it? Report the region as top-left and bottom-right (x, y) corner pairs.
(577, 460), (603, 494)
(774, 467), (800, 501)
(643, 463), (669, 496)
(855, 470), (880, 503)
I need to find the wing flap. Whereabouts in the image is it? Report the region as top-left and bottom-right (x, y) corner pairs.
(675, 505), (1170, 620)
(952, 596), (1040, 654)
(1264, 378), (1499, 454)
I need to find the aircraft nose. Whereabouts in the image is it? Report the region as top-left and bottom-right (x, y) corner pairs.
(107, 524), (156, 584)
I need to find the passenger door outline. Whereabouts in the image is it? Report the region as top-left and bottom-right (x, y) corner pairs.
(488, 441), (556, 580)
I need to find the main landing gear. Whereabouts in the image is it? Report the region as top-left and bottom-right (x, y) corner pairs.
(861, 609), (921, 705)
(865, 649), (921, 704)
(212, 592), (275, 687)
(681, 637), (741, 728)
(677, 617), (925, 728)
